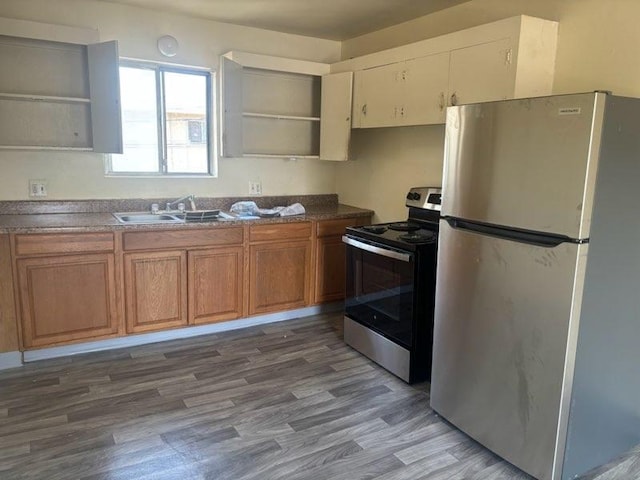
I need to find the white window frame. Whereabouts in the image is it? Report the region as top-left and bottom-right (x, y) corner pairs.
(106, 59), (217, 177)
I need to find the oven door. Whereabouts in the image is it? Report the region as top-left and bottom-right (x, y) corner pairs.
(343, 235), (415, 348)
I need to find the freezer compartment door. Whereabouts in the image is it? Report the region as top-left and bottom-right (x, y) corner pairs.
(431, 220), (588, 480)
(442, 92), (605, 239)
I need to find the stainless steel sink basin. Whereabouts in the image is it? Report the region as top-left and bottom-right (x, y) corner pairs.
(113, 212), (185, 224)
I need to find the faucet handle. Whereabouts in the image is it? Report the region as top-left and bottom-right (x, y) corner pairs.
(151, 203), (159, 214)
(177, 203), (185, 213)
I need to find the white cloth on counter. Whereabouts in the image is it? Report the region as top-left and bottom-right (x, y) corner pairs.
(229, 201), (305, 217)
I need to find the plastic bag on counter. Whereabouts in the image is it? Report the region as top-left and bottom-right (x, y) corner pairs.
(229, 201), (259, 216)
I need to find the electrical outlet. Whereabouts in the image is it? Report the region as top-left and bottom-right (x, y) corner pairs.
(249, 181), (262, 195)
(29, 180), (48, 197)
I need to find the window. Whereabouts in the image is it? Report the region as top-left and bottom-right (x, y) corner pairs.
(108, 62), (214, 175)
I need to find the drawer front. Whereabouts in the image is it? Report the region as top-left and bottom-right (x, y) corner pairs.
(123, 227), (243, 251)
(316, 217), (364, 237)
(249, 222), (312, 242)
(15, 232), (114, 256)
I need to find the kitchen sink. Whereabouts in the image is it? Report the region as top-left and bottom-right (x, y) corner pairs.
(113, 213), (185, 224)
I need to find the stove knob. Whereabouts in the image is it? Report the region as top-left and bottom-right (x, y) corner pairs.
(406, 192), (413, 200)
(413, 193), (421, 200)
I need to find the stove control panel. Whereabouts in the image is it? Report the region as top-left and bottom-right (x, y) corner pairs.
(406, 187), (441, 211)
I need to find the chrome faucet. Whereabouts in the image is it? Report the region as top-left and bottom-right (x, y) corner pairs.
(164, 194), (196, 212)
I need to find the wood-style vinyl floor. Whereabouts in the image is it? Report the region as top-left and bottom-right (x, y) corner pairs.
(0, 313), (637, 480)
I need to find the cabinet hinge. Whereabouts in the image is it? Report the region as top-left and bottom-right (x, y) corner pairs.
(505, 49), (513, 65)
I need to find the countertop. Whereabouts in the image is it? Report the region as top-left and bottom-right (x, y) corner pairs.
(0, 204), (373, 234)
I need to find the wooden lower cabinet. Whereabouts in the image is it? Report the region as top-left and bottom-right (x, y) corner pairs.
(11, 219), (370, 350)
(188, 247), (243, 324)
(249, 240), (311, 315)
(313, 217), (369, 304)
(124, 250), (188, 333)
(314, 235), (347, 303)
(17, 253), (118, 348)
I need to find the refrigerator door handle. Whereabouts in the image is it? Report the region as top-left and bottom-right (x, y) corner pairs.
(445, 217), (583, 247)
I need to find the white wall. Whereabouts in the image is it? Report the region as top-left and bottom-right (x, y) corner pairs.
(0, 0), (341, 200)
(336, 126), (445, 224)
(336, 0), (640, 221)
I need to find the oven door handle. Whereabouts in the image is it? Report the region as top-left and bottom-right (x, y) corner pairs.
(342, 236), (413, 262)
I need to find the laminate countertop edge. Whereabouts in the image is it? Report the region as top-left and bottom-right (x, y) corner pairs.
(0, 205), (373, 234)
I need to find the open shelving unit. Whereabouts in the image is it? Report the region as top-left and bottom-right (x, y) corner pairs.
(0, 17), (122, 153)
(221, 52), (329, 160)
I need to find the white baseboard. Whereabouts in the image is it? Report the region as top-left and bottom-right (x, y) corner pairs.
(23, 303), (342, 363)
(0, 351), (23, 371)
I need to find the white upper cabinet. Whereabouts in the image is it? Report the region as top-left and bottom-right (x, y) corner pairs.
(0, 17), (122, 153)
(354, 52), (449, 128)
(339, 15), (558, 129)
(88, 41), (123, 154)
(353, 62), (404, 128)
(448, 38), (513, 107)
(401, 52), (450, 126)
(220, 52), (328, 159)
(320, 71), (353, 161)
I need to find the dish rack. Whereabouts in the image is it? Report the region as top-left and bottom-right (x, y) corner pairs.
(183, 210), (220, 222)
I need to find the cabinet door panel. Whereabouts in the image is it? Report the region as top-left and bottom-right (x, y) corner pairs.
(18, 253), (118, 348)
(124, 251), (187, 333)
(449, 38), (513, 106)
(315, 236), (347, 304)
(249, 240), (311, 315)
(320, 71), (353, 161)
(189, 247), (243, 324)
(402, 52), (450, 125)
(358, 62), (404, 128)
(220, 57), (244, 158)
(88, 40), (123, 153)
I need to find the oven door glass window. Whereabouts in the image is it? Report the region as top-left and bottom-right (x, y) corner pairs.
(345, 244), (414, 348)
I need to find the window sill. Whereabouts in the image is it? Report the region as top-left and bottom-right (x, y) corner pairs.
(104, 173), (216, 179)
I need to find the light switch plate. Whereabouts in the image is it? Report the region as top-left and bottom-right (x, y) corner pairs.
(249, 181), (262, 195)
(29, 180), (48, 197)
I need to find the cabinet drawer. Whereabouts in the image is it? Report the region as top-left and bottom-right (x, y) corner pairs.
(123, 227), (243, 251)
(316, 217), (364, 237)
(249, 222), (312, 242)
(14, 232), (114, 256)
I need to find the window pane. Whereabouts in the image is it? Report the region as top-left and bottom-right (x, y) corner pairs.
(164, 71), (208, 173)
(111, 67), (159, 173)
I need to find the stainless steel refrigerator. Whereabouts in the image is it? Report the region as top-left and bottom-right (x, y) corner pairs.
(431, 92), (640, 480)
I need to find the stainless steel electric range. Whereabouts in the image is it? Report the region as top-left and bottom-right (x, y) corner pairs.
(342, 187), (442, 383)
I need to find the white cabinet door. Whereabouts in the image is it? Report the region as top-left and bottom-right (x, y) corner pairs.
(87, 41), (123, 153)
(352, 53), (449, 128)
(356, 62), (405, 128)
(401, 52), (450, 126)
(448, 38), (513, 107)
(320, 72), (353, 161)
(220, 56), (244, 158)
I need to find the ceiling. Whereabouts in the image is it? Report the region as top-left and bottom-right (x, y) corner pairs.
(99, 0), (472, 41)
